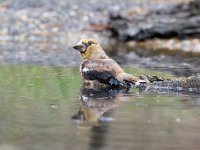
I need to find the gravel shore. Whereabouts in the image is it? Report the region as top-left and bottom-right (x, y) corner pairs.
(0, 0), (196, 69)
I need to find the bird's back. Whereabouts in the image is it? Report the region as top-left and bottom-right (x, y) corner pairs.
(80, 58), (125, 87)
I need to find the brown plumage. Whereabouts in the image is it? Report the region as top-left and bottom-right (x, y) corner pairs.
(73, 39), (146, 89)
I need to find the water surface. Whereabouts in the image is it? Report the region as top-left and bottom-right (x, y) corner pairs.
(0, 65), (200, 150)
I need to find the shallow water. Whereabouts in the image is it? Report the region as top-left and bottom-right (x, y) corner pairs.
(0, 65), (200, 150)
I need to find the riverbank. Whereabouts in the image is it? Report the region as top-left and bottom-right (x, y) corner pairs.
(0, 0), (199, 76)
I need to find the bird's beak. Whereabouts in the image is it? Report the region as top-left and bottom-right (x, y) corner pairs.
(73, 40), (86, 53)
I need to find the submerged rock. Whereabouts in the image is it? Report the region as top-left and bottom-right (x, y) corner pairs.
(140, 74), (200, 94)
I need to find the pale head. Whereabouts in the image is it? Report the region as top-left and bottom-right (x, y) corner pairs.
(73, 39), (106, 59)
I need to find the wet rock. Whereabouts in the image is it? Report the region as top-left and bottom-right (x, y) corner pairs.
(140, 74), (200, 94)
(107, 0), (200, 41)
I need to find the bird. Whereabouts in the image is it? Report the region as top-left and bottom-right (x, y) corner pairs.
(73, 38), (146, 89)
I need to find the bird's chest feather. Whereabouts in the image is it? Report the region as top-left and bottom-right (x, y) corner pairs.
(80, 60), (120, 86)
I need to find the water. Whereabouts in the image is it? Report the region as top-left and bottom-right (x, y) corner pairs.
(0, 65), (200, 150)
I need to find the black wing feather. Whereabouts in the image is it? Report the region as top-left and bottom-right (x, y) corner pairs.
(82, 70), (121, 86)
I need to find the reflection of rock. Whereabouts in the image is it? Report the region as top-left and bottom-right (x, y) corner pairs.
(71, 86), (130, 127)
(139, 75), (200, 106)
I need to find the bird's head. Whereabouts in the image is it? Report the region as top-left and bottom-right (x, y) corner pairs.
(73, 39), (106, 59)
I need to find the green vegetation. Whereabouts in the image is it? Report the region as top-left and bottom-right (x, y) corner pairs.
(0, 65), (81, 100)
(0, 65), (82, 145)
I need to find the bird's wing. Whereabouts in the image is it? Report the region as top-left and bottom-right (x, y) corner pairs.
(81, 59), (123, 86)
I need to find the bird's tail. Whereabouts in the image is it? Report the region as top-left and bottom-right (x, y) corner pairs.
(117, 73), (147, 88)
(134, 79), (147, 88)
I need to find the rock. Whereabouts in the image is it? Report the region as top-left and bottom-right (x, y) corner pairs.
(140, 74), (200, 94)
(107, 0), (200, 41)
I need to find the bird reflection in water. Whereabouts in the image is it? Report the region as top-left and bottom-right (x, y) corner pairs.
(72, 77), (200, 127)
(71, 85), (136, 150)
(71, 84), (135, 127)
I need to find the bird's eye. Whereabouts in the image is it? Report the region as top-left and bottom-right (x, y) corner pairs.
(88, 41), (92, 45)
